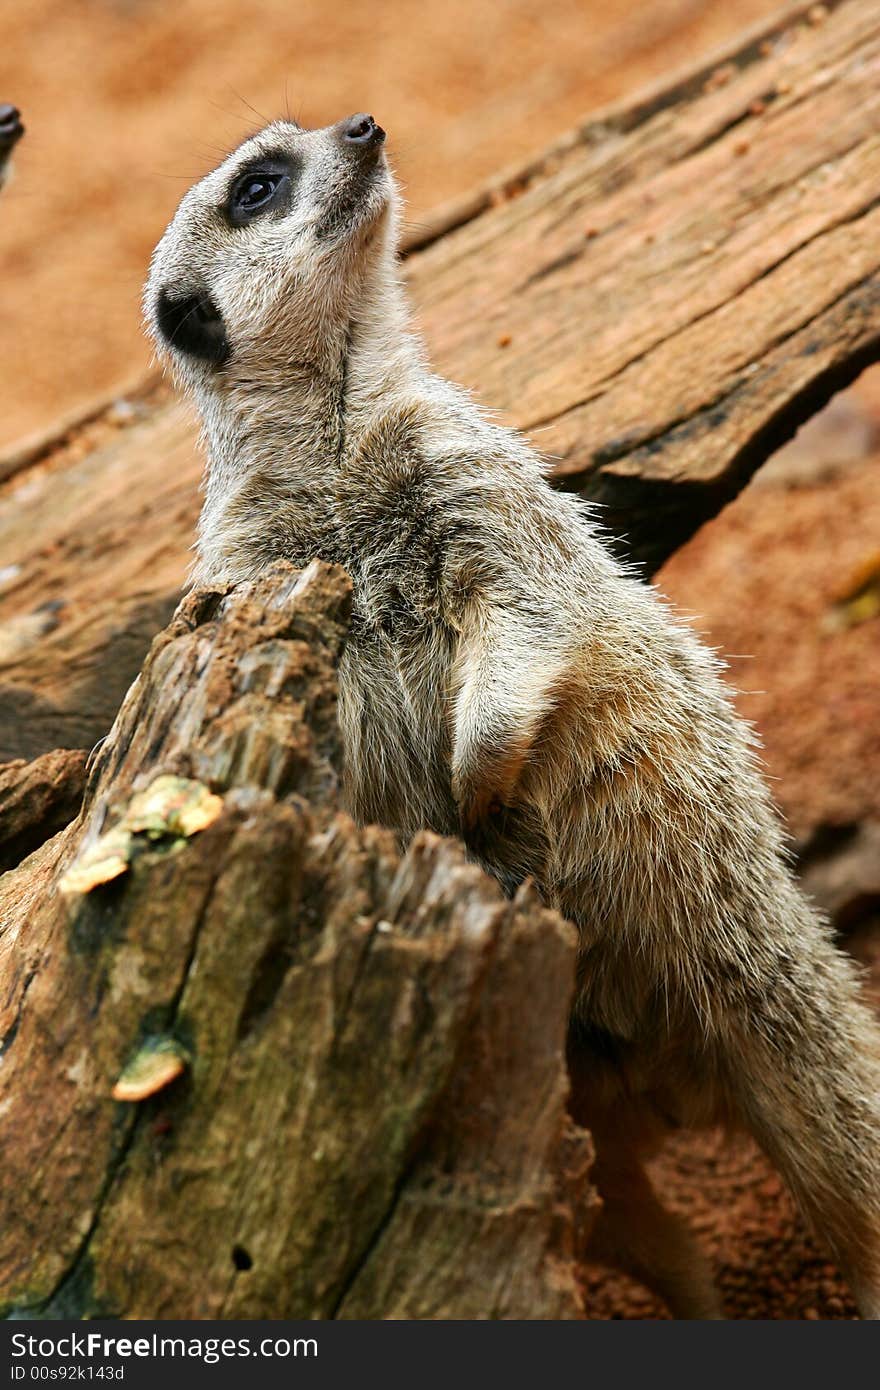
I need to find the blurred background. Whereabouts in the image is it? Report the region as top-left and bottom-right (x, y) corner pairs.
(1, 0), (784, 449)
(1, 0), (879, 1318)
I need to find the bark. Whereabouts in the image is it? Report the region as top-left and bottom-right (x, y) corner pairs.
(409, 0), (880, 571)
(0, 562), (591, 1319)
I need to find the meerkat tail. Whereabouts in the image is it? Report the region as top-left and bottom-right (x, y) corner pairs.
(720, 922), (880, 1318)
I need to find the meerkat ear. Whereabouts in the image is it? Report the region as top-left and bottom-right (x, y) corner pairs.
(156, 288), (230, 367)
(0, 103), (23, 191)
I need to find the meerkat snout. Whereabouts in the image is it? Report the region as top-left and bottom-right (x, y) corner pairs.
(145, 113), (396, 380)
(340, 113), (386, 151)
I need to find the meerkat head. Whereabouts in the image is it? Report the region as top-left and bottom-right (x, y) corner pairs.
(145, 114), (397, 384)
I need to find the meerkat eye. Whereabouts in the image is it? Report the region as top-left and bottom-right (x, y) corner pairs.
(238, 176), (278, 211)
(227, 160), (293, 226)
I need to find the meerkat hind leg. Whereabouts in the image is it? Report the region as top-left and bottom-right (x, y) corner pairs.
(587, 1145), (724, 1319)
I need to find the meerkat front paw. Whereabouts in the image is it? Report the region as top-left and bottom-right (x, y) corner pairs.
(451, 770), (506, 835)
(451, 734), (531, 835)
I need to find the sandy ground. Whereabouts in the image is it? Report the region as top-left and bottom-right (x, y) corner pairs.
(3, 0), (879, 1319)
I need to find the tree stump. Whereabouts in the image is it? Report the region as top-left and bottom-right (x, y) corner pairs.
(0, 563), (591, 1319)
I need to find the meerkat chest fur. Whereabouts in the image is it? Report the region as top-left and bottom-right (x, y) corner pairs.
(333, 405), (461, 840)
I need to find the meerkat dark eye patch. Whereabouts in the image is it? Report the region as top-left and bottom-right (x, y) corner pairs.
(156, 289), (230, 366)
(227, 157), (295, 226)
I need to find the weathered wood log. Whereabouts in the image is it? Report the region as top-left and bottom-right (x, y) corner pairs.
(0, 747), (86, 872)
(2, 0), (877, 765)
(0, 562), (592, 1319)
(413, 0), (880, 569)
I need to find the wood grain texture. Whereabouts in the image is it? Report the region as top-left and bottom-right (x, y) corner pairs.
(408, 0), (880, 568)
(0, 746), (87, 871)
(4, 11), (876, 1310)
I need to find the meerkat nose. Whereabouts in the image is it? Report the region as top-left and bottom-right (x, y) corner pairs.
(340, 113), (385, 153)
(0, 104), (24, 149)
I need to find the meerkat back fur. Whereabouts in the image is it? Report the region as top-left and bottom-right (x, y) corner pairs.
(147, 114), (880, 1318)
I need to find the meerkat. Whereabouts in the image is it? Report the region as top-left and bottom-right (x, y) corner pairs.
(146, 113), (880, 1319)
(0, 104), (24, 194)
